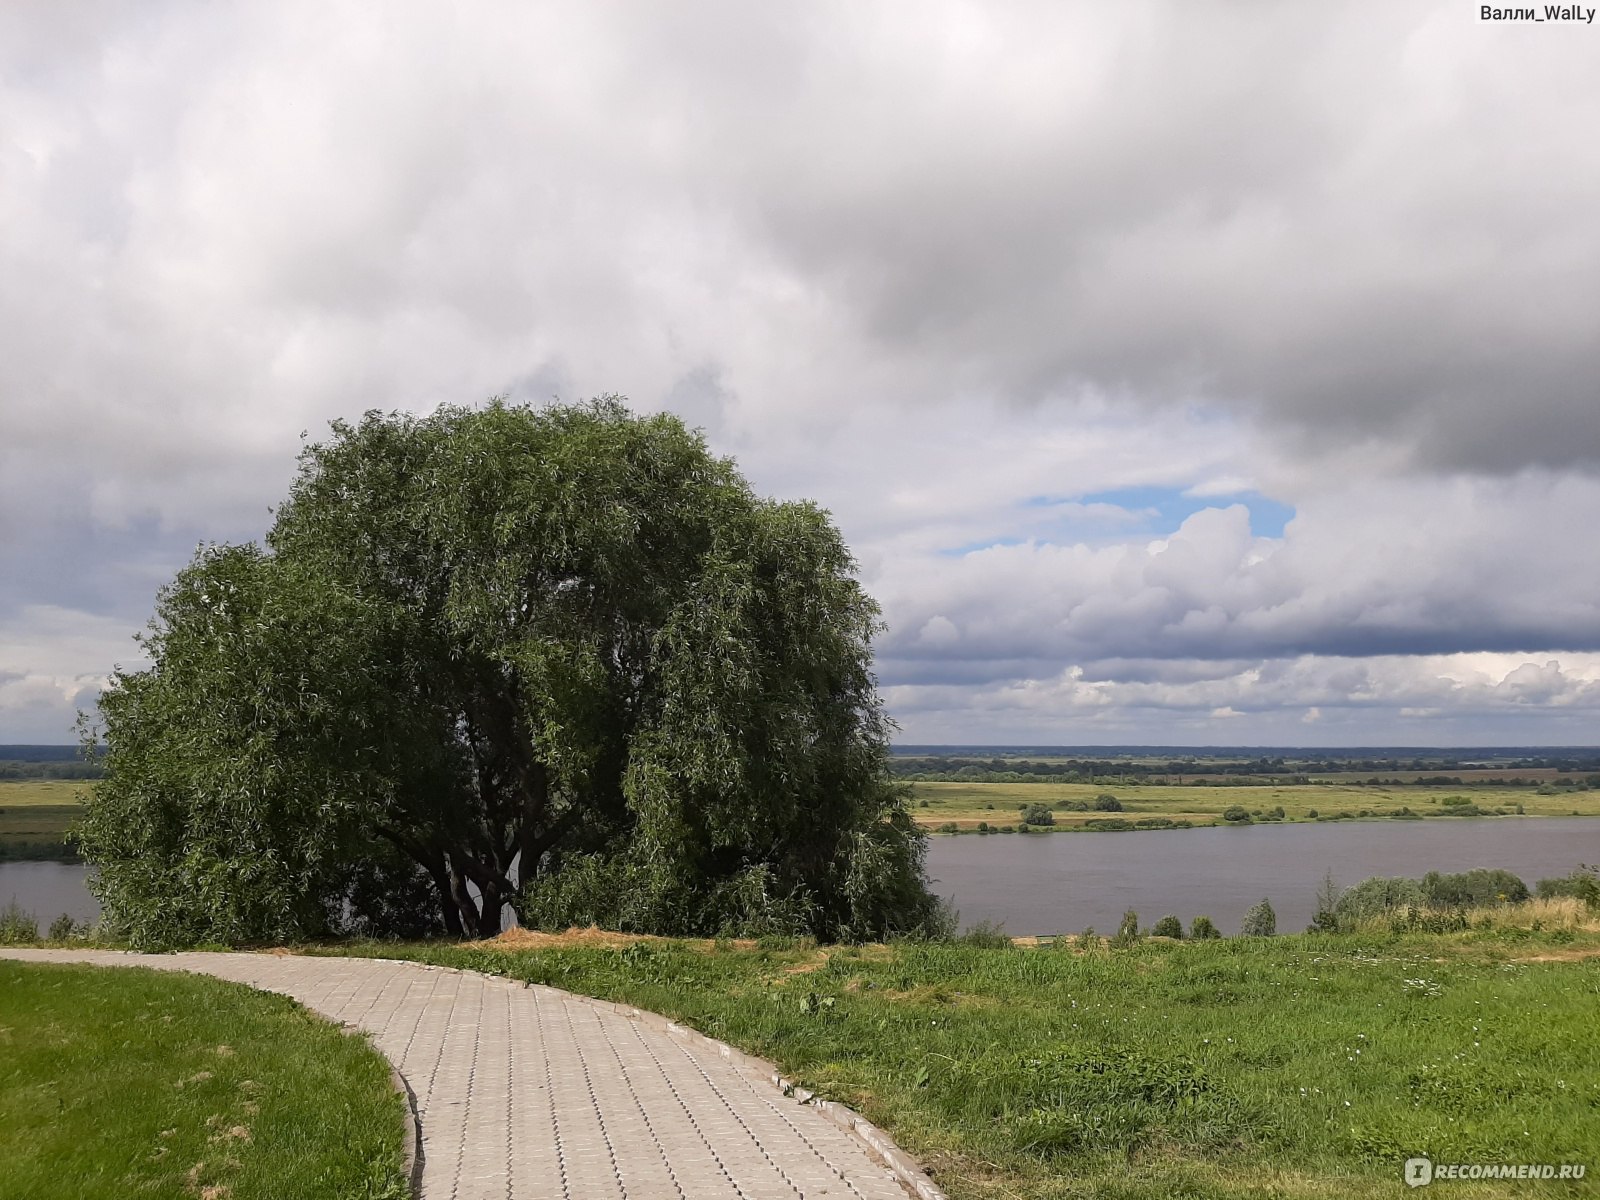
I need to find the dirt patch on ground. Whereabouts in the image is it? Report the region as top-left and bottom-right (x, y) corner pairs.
(778, 952), (831, 975)
(463, 925), (765, 953)
(468, 926), (658, 951)
(1509, 946), (1600, 963)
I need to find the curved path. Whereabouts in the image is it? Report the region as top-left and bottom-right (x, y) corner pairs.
(1, 949), (931, 1200)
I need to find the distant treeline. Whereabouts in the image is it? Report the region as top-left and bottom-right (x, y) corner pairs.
(0, 746), (104, 781)
(891, 752), (1600, 785)
(893, 744), (1600, 765)
(0, 745), (92, 761)
(0, 761), (103, 781)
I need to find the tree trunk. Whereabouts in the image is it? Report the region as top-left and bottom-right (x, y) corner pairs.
(475, 887), (504, 937)
(447, 857), (481, 935)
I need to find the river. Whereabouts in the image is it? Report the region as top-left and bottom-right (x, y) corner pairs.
(925, 816), (1600, 934)
(4, 817), (1598, 936)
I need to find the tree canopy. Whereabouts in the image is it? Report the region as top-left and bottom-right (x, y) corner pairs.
(78, 399), (942, 946)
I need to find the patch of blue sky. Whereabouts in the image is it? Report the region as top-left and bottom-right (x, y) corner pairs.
(1065, 485), (1295, 538)
(939, 486), (1295, 556)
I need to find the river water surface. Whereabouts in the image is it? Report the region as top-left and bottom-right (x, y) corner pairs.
(925, 816), (1600, 934)
(4, 817), (1598, 936)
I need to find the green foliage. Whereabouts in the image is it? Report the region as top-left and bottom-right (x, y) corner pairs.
(1092, 793), (1122, 812)
(79, 400), (939, 946)
(1110, 909), (1142, 948)
(1308, 870), (1341, 933)
(1188, 915), (1220, 939)
(1336, 876), (1426, 922)
(0, 901), (38, 943)
(1239, 898), (1276, 937)
(1221, 805), (1252, 823)
(1018, 803), (1054, 826)
(1387, 905), (1470, 934)
(1421, 869), (1528, 907)
(1083, 817), (1134, 831)
(958, 920), (1014, 949)
(46, 913), (78, 942)
(1535, 865), (1600, 909)
(1150, 914), (1183, 939)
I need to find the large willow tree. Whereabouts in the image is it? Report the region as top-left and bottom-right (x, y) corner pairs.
(78, 399), (941, 946)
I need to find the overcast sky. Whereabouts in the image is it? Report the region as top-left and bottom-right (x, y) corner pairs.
(3, 2), (1599, 746)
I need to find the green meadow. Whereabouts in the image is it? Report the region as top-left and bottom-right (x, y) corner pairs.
(0, 781), (87, 861)
(908, 779), (1600, 832)
(0, 960), (409, 1200)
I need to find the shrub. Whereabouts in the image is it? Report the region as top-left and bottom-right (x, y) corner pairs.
(1306, 808), (1318, 818)
(1189, 915), (1220, 939)
(0, 901), (38, 944)
(958, 920), (1013, 948)
(1308, 870), (1340, 933)
(1336, 876), (1425, 921)
(1077, 926), (1097, 948)
(976, 821), (990, 833)
(1021, 803), (1055, 827)
(938, 822), (959, 834)
(1150, 914), (1183, 939)
(1240, 898), (1276, 937)
(1222, 805), (1252, 823)
(1422, 868), (1528, 907)
(1084, 818), (1133, 831)
(1111, 909), (1141, 946)
(47, 913), (78, 942)
(1535, 866), (1600, 909)
(1092, 793), (1123, 812)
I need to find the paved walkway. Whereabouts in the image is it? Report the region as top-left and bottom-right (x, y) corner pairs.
(1, 949), (927, 1200)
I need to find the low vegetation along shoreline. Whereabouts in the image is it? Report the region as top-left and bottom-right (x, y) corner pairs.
(8, 891), (1597, 1200)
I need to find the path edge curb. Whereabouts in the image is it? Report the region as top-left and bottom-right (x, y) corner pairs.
(514, 976), (950, 1200)
(388, 1063), (424, 1198)
(392, 960), (950, 1200)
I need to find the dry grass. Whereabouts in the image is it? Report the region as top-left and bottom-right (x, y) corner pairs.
(464, 924), (765, 953)
(1339, 895), (1600, 938)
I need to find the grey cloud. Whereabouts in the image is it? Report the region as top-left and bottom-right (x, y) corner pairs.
(3, 2), (1597, 744)
(883, 652), (1600, 746)
(874, 472), (1600, 676)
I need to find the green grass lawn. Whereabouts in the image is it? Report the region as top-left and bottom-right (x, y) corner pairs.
(0, 961), (409, 1200)
(312, 925), (1600, 1200)
(909, 779), (1600, 831)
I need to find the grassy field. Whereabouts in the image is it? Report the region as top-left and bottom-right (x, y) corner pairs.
(909, 779), (1600, 831)
(9, 776), (1598, 842)
(0, 781), (87, 861)
(0, 960), (409, 1200)
(305, 909), (1600, 1200)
